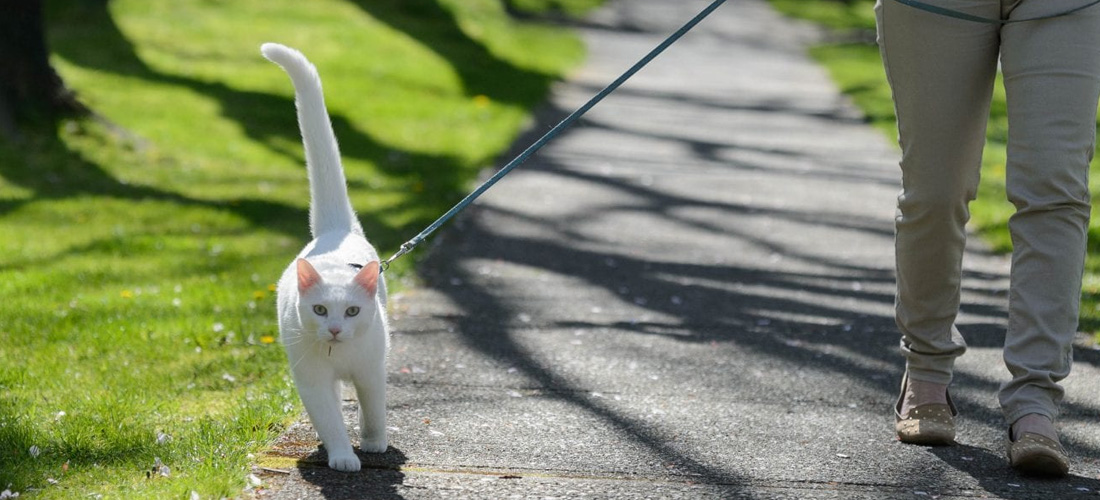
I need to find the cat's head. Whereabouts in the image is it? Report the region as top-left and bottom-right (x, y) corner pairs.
(295, 258), (381, 342)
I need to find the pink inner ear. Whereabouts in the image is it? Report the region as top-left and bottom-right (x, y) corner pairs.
(354, 261), (380, 296)
(297, 259), (322, 292)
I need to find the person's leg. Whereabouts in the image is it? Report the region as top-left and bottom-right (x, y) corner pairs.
(998, 0), (1100, 432)
(876, 0), (1001, 403)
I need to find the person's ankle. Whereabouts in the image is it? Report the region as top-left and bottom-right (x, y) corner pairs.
(900, 378), (949, 418)
(1012, 413), (1058, 443)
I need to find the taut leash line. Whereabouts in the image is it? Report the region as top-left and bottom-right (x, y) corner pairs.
(379, 0), (728, 273)
(890, 0), (1100, 24)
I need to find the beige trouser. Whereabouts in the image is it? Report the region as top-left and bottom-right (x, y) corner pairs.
(875, 0), (1100, 423)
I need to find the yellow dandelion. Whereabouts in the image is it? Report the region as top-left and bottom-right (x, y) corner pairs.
(260, 335), (276, 344)
(253, 290), (267, 300)
(120, 290), (134, 299)
(267, 284), (277, 292)
(473, 94), (491, 108)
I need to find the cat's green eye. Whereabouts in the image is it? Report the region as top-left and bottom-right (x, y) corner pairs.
(313, 305), (328, 316)
(346, 306), (360, 317)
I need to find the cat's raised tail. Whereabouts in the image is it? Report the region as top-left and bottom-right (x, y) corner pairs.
(261, 43), (362, 238)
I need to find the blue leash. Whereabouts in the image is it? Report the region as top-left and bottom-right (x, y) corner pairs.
(379, 0), (727, 272)
(890, 0), (1100, 24)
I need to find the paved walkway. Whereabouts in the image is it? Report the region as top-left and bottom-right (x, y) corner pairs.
(257, 0), (1100, 498)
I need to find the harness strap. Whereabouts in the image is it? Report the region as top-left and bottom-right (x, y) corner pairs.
(890, 0), (1100, 24)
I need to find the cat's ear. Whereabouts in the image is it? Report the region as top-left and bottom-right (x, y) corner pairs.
(353, 261), (380, 296)
(297, 259), (323, 293)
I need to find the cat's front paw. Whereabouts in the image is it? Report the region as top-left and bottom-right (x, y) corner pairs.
(360, 436), (388, 454)
(327, 451), (361, 472)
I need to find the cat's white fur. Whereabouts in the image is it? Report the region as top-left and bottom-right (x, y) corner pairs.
(263, 42), (389, 472)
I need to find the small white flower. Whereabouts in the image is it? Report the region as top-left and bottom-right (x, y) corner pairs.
(221, 373), (236, 383)
(153, 457), (170, 477)
(212, 322), (225, 333)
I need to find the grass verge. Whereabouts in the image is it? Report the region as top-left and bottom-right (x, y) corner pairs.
(0, 0), (601, 497)
(768, 0), (1100, 339)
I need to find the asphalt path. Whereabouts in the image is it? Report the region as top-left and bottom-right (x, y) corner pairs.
(257, 0), (1100, 498)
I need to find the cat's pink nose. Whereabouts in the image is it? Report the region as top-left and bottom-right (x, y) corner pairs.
(328, 327), (342, 337)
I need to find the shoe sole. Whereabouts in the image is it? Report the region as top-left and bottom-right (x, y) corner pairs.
(1012, 454), (1069, 477)
(1007, 432), (1070, 477)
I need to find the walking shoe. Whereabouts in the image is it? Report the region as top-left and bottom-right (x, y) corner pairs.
(1007, 431), (1069, 477)
(894, 372), (956, 445)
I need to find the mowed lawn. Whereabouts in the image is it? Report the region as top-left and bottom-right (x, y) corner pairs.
(0, 0), (600, 497)
(768, 0), (1100, 338)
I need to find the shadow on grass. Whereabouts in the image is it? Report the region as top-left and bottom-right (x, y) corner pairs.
(0, 393), (39, 492)
(0, 390), (156, 494)
(32, 0), (541, 252)
(345, 0), (558, 107)
(0, 130), (312, 245)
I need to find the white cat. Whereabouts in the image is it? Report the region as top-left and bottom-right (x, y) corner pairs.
(262, 43), (389, 472)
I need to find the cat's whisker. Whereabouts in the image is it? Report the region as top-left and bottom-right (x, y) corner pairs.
(287, 350), (310, 373)
(278, 334), (306, 346)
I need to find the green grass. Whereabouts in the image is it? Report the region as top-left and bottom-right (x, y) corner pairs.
(770, 0), (877, 31)
(768, 0), (1100, 339)
(0, 0), (602, 497)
